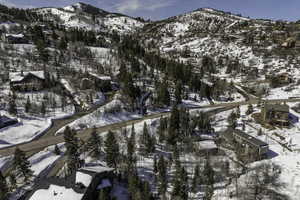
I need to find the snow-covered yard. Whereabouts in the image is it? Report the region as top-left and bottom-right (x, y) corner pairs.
(29, 144), (65, 176)
(0, 107), (74, 149)
(218, 103), (300, 199)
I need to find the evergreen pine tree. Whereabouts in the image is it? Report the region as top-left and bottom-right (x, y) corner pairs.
(54, 144), (61, 155)
(143, 181), (152, 200)
(192, 165), (200, 192)
(157, 156), (167, 196)
(158, 117), (166, 143)
(140, 122), (155, 155)
(128, 173), (139, 198)
(178, 167), (189, 200)
(8, 94), (17, 115)
(25, 96), (31, 113)
(0, 170), (9, 200)
(203, 159), (214, 185)
(87, 127), (102, 159)
(174, 81), (183, 105)
(246, 104), (254, 115)
(41, 102), (46, 116)
(104, 131), (120, 169)
(141, 122), (149, 148)
(127, 125), (137, 171)
(9, 174), (16, 190)
(153, 155), (158, 174)
(13, 148), (33, 181)
(63, 126), (80, 173)
(98, 189), (109, 200)
(167, 106), (180, 146)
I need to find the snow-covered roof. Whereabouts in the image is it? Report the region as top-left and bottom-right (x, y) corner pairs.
(9, 71), (45, 82)
(76, 171), (92, 187)
(30, 184), (83, 200)
(97, 179), (112, 190)
(89, 72), (112, 81)
(81, 165), (114, 174)
(198, 140), (217, 150)
(5, 33), (24, 38)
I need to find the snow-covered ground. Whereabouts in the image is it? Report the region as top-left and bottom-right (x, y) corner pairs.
(0, 107), (74, 149)
(266, 84), (300, 99)
(216, 103), (300, 199)
(29, 144), (65, 176)
(29, 184), (83, 200)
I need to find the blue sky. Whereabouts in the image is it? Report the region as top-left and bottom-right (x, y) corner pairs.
(0, 0), (299, 21)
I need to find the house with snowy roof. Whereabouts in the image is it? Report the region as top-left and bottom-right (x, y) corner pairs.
(27, 165), (115, 200)
(221, 128), (269, 162)
(9, 71), (46, 91)
(2, 33), (29, 44)
(87, 72), (112, 92)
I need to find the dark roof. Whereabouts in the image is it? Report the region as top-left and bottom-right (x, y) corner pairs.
(223, 128), (268, 147)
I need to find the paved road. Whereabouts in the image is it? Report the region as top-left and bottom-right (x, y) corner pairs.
(1, 98), (300, 158)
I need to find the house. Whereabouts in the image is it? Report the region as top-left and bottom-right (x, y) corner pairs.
(197, 140), (218, 155)
(268, 73), (292, 87)
(220, 128), (269, 161)
(80, 166), (114, 200)
(9, 71), (45, 91)
(27, 165), (115, 200)
(88, 73), (112, 92)
(281, 37), (296, 48)
(2, 33), (29, 44)
(0, 115), (18, 129)
(261, 102), (290, 127)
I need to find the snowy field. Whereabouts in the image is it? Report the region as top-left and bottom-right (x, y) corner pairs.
(29, 144), (65, 176)
(0, 106), (74, 149)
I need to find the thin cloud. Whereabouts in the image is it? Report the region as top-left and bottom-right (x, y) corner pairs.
(114, 0), (174, 13)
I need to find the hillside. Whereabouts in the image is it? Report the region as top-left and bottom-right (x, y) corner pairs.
(1, 3), (300, 200)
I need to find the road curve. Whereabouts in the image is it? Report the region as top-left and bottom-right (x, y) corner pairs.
(1, 98), (300, 157)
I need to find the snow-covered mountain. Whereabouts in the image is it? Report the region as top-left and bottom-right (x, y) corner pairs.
(140, 7), (296, 83)
(33, 2), (145, 34)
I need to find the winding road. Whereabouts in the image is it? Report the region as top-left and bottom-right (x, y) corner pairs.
(1, 97), (300, 158)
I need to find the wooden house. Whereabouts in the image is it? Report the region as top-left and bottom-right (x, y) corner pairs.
(80, 166), (114, 200)
(27, 165), (115, 200)
(221, 128), (269, 161)
(262, 102), (290, 127)
(87, 72), (112, 92)
(9, 71), (45, 91)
